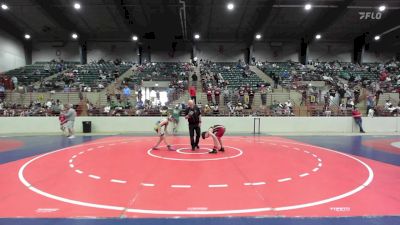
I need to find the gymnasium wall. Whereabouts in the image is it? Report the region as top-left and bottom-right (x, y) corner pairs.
(87, 42), (138, 63)
(0, 117), (398, 134)
(308, 42), (353, 62)
(252, 42), (299, 62)
(195, 42), (247, 62)
(32, 42), (80, 62)
(151, 51), (191, 62)
(362, 43), (398, 63)
(30, 41), (397, 65)
(0, 30), (26, 72)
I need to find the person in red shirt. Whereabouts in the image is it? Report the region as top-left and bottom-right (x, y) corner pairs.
(189, 86), (197, 104)
(379, 71), (388, 81)
(202, 125), (226, 154)
(58, 112), (68, 135)
(352, 107), (365, 133)
(206, 88), (213, 104)
(214, 87), (221, 105)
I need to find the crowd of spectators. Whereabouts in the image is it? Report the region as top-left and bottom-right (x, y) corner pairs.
(0, 98), (66, 117)
(257, 59), (400, 92)
(256, 59), (399, 116)
(1, 58), (399, 117)
(0, 61), (79, 93)
(46, 60), (132, 93)
(197, 60), (277, 115)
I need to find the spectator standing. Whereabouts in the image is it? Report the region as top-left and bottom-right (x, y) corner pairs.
(352, 107), (365, 133)
(137, 87), (142, 102)
(123, 85), (131, 103)
(354, 87), (360, 104)
(115, 88), (121, 101)
(214, 87), (221, 105)
(191, 72), (198, 82)
(260, 85), (267, 106)
(300, 90), (307, 106)
(223, 87), (230, 105)
(232, 89), (239, 105)
(245, 84), (251, 93)
(64, 104), (77, 138)
(238, 87), (245, 104)
(329, 87), (336, 97)
(77, 99), (88, 116)
(206, 88), (213, 104)
(273, 74), (279, 89)
(156, 90), (160, 101)
(11, 76), (18, 90)
(0, 83), (5, 101)
(106, 91), (111, 104)
(244, 91), (249, 106)
(338, 87), (346, 104)
(366, 94), (375, 115)
(249, 87), (255, 106)
(189, 86), (197, 104)
(375, 89), (383, 105)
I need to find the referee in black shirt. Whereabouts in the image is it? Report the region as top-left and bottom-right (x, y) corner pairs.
(185, 100), (202, 150)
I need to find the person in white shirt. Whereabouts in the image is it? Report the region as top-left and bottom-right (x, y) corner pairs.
(384, 100), (392, 110)
(46, 100), (52, 109)
(11, 76), (18, 90)
(104, 105), (111, 114)
(235, 103), (244, 114)
(339, 103), (347, 112)
(64, 104), (77, 138)
(286, 100), (292, 108)
(368, 107), (375, 117)
(387, 105), (398, 115)
(347, 98), (355, 108)
(285, 100), (293, 114)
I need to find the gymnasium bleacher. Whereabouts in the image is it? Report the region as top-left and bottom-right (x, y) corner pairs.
(210, 62), (264, 89)
(131, 62), (188, 84)
(3, 61), (78, 85)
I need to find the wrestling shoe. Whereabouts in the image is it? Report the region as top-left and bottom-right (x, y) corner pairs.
(219, 147), (225, 152)
(209, 149), (218, 154)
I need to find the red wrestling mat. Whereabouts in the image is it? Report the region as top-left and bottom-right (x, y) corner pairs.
(0, 136), (399, 218)
(363, 138), (400, 154)
(0, 139), (24, 152)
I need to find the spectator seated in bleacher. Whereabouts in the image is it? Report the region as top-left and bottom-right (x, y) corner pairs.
(211, 104), (219, 115)
(234, 103), (244, 115)
(203, 104), (212, 115)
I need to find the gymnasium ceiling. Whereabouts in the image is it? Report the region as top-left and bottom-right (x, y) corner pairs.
(0, 0), (400, 47)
